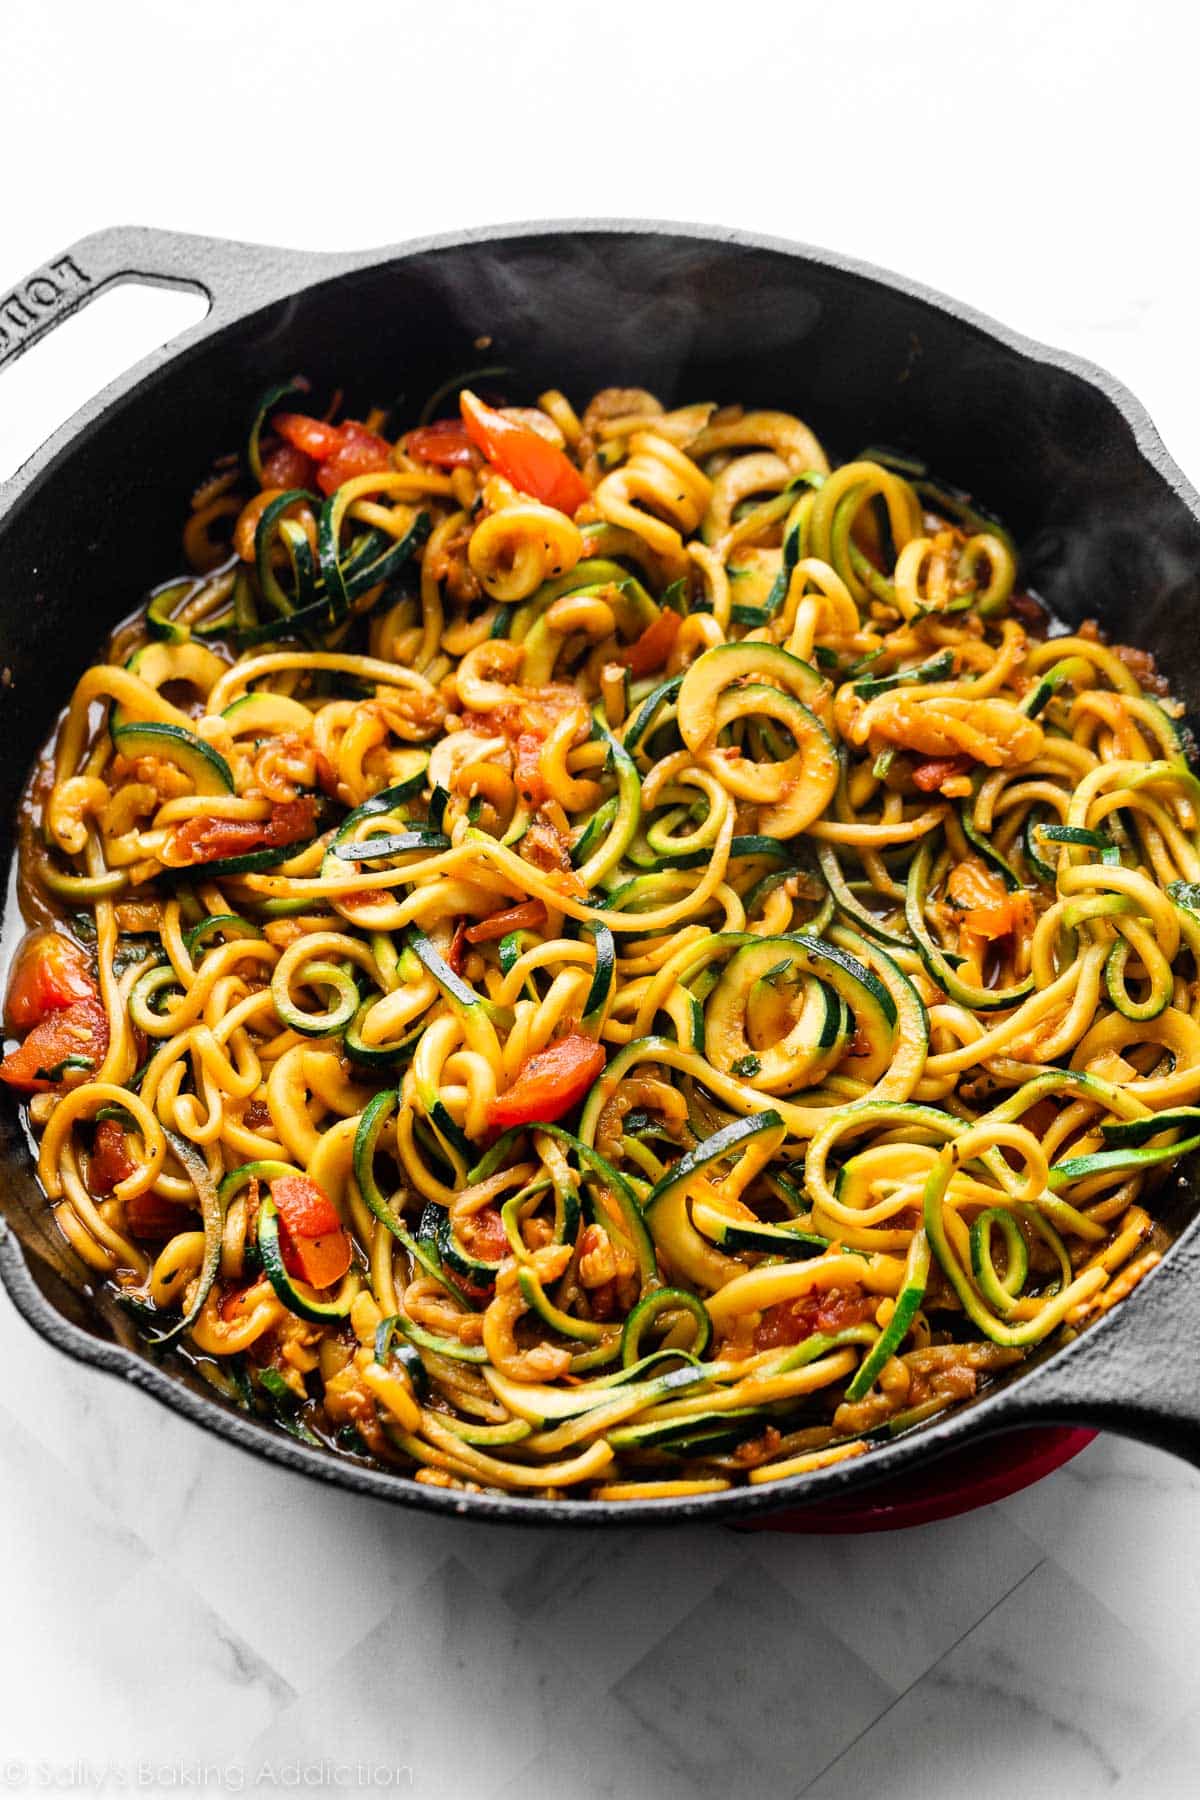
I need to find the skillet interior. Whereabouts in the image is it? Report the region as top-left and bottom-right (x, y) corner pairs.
(3, 223), (1200, 1521)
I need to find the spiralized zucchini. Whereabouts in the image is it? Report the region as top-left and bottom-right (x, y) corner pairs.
(3, 377), (1193, 1500)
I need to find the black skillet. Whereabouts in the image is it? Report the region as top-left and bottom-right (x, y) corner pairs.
(1, 220), (1198, 1526)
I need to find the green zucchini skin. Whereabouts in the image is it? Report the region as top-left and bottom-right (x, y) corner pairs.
(257, 1194), (358, 1323)
(171, 837), (317, 879)
(110, 720), (234, 796)
(145, 1131), (227, 1346)
(905, 840), (1034, 1011)
(643, 1112), (785, 1219)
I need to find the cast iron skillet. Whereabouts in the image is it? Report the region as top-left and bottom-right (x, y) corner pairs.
(1, 220), (1199, 1527)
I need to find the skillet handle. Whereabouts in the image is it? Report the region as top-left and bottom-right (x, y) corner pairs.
(995, 1233), (1200, 1467)
(0, 225), (316, 374)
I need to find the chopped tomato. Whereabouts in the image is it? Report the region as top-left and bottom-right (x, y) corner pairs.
(753, 1284), (877, 1351)
(126, 1188), (186, 1240)
(962, 893), (1037, 942)
(912, 756), (970, 794)
(460, 390), (589, 516)
(163, 796), (317, 867)
(270, 1173), (351, 1289)
(514, 731), (549, 808)
(314, 423), (392, 496)
(6, 931), (96, 1031)
(464, 899), (548, 944)
(490, 1030), (606, 1132)
(271, 1172), (341, 1238)
(460, 1205), (509, 1262)
(519, 818), (588, 897)
(272, 412), (346, 460)
(0, 996), (109, 1093)
(280, 1225), (350, 1289)
(946, 857), (1007, 911)
(88, 1119), (134, 1196)
(963, 902), (1014, 940)
(619, 609), (682, 678)
(405, 418), (475, 469)
(259, 441), (316, 491)
(220, 1282), (258, 1321)
(271, 414), (393, 496)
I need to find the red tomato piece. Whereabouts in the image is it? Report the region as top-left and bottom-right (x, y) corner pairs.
(88, 1118), (135, 1196)
(405, 419), (476, 468)
(272, 412), (346, 460)
(753, 1284), (877, 1351)
(620, 609), (682, 677)
(460, 390), (589, 516)
(220, 1282), (258, 1321)
(270, 1173), (342, 1238)
(260, 442), (316, 491)
(460, 1205), (509, 1262)
(314, 423), (393, 496)
(126, 1189), (187, 1240)
(270, 1173), (351, 1289)
(490, 1031), (606, 1132)
(163, 796), (317, 867)
(464, 899), (548, 944)
(514, 730), (549, 809)
(911, 756), (970, 793)
(6, 931), (96, 1031)
(0, 996), (109, 1093)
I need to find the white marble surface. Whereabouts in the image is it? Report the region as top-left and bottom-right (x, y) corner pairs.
(3, 1289), (1200, 1800)
(5, 3), (1200, 1796)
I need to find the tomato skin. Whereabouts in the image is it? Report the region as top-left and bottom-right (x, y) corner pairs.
(270, 414), (393, 496)
(88, 1118), (135, 1196)
(490, 1031), (606, 1131)
(0, 996), (109, 1093)
(270, 1173), (341, 1237)
(314, 424), (392, 496)
(460, 390), (589, 516)
(620, 609), (681, 678)
(270, 1174), (351, 1288)
(272, 412), (345, 460)
(260, 442), (316, 491)
(6, 932), (96, 1031)
(405, 419), (475, 469)
(163, 796), (317, 867)
(464, 899), (547, 944)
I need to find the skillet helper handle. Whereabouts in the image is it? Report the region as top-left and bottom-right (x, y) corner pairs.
(0, 224), (310, 374)
(1000, 1235), (1200, 1467)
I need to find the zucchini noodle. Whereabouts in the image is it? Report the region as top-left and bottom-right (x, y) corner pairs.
(3, 376), (1194, 1501)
